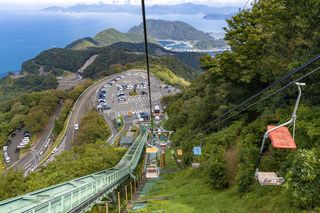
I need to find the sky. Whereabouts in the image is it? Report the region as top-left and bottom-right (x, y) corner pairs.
(0, 0), (248, 8)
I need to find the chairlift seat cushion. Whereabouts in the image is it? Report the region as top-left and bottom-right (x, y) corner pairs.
(256, 172), (284, 185)
(267, 126), (296, 149)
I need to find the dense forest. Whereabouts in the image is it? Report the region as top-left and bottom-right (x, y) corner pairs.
(0, 74), (58, 101)
(164, 0), (320, 210)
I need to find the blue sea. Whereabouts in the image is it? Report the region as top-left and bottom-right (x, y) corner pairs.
(0, 10), (227, 77)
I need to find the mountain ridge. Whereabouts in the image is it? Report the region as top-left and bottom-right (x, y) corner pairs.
(66, 19), (227, 51)
(42, 3), (238, 15)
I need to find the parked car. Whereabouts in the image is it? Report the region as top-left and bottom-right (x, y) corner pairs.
(118, 97), (126, 103)
(127, 84), (134, 90)
(3, 146), (8, 152)
(101, 103), (111, 110)
(99, 99), (106, 103)
(17, 143), (25, 148)
(23, 130), (31, 137)
(22, 137), (30, 143)
(117, 92), (125, 97)
(5, 156), (10, 163)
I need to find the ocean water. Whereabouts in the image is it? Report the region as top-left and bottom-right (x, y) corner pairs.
(0, 10), (227, 77)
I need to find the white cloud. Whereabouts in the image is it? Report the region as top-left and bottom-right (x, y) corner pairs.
(0, 0), (248, 7)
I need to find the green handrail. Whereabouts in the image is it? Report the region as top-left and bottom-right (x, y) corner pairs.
(0, 127), (148, 213)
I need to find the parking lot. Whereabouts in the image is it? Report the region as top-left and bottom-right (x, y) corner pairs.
(98, 71), (179, 120)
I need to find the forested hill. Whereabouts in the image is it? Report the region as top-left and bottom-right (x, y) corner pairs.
(108, 42), (203, 70)
(66, 19), (226, 51)
(66, 28), (157, 50)
(164, 0), (320, 211)
(128, 19), (213, 41)
(22, 42), (202, 82)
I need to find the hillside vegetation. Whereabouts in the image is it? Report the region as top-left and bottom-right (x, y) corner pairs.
(164, 0), (320, 210)
(129, 19), (213, 41)
(0, 110), (124, 201)
(0, 81), (92, 170)
(143, 153), (298, 213)
(22, 42), (201, 83)
(0, 74), (58, 101)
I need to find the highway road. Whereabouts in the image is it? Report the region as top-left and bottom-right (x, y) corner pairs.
(12, 70), (178, 175)
(11, 74), (118, 175)
(10, 106), (62, 174)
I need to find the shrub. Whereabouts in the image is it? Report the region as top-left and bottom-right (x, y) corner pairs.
(202, 145), (228, 189)
(285, 149), (320, 209)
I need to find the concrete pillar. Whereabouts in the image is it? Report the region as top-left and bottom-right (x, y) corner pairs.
(118, 192), (121, 213)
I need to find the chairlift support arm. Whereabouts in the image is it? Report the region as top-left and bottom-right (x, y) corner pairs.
(255, 82), (305, 175)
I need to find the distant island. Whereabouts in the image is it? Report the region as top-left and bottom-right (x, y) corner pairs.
(66, 19), (229, 52)
(43, 2), (238, 15)
(203, 13), (235, 20)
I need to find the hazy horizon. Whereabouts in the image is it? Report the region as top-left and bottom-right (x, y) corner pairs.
(0, 0), (248, 9)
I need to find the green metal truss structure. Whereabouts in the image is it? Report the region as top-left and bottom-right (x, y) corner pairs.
(0, 127), (148, 213)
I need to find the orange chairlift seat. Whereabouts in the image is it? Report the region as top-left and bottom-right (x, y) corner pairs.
(267, 125), (296, 149)
(255, 82), (305, 186)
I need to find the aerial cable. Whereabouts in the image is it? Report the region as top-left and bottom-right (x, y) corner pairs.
(177, 65), (320, 143)
(140, 0), (154, 132)
(206, 66), (320, 131)
(209, 54), (320, 129)
(242, 0), (252, 11)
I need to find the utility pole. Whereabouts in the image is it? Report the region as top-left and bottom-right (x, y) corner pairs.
(140, 0), (154, 134)
(160, 143), (166, 168)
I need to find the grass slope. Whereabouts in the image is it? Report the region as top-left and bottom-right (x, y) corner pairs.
(139, 154), (299, 213)
(151, 65), (190, 88)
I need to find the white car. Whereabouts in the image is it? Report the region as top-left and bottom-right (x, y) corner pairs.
(127, 84), (133, 90)
(74, 124), (79, 130)
(5, 156), (10, 163)
(22, 138), (29, 145)
(17, 143), (25, 148)
(118, 97), (126, 103)
(3, 146), (7, 152)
